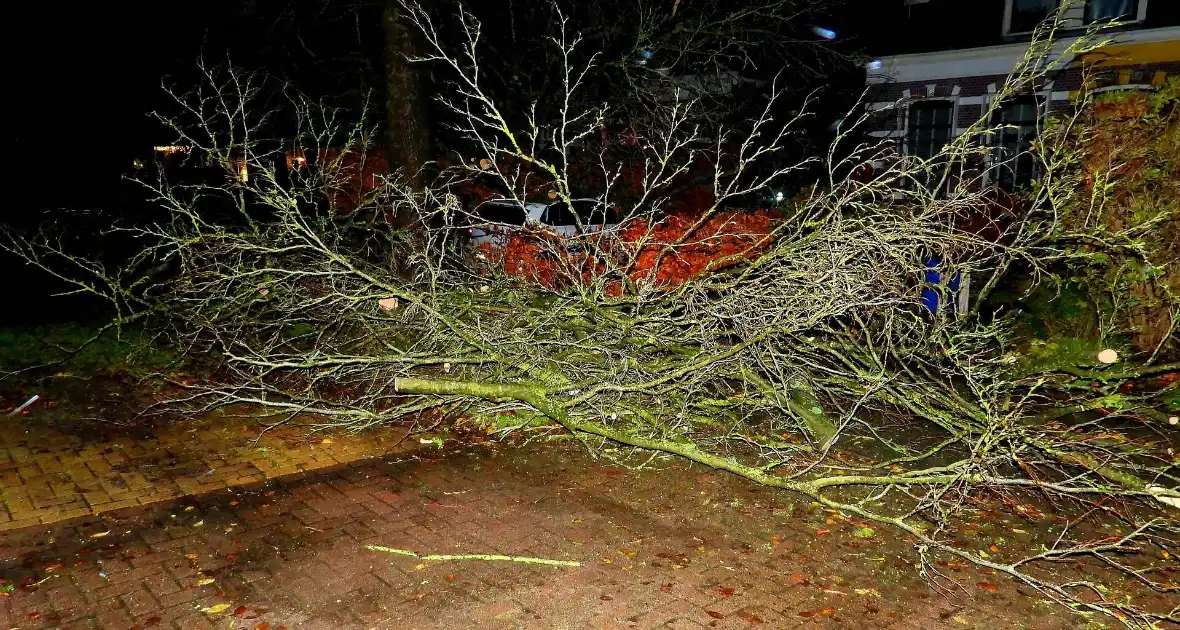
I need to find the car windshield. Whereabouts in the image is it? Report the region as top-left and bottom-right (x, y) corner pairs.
(479, 202), (526, 225)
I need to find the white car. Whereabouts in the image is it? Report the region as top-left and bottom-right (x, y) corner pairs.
(467, 198), (618, 246)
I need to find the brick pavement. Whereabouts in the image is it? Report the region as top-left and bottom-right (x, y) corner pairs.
(0, 402), (413, 532)
(1, 441), (1093, 630)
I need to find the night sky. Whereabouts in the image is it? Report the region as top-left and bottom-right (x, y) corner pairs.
(20, 0), (1157, 219)
(11, 3), (201, 211)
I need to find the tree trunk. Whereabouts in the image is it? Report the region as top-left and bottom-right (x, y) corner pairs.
(382, 0), (432, 204)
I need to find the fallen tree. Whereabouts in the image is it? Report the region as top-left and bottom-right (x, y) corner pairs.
(4, 3), (1177, 627)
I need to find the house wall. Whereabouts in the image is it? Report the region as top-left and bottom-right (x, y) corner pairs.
(866, 60), (1180, 141)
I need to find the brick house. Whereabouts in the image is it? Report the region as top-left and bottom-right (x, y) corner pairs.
(863, 0), (1179, 190)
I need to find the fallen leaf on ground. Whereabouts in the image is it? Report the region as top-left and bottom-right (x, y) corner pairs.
(736, 610), (763, 625)
(655, 552), (690, 565)
(815, 529), (830, 537)
(789, 573), (809, 586)
(89, 531), (110, 539)
(201, 603), (231, 615)
(976, 582), (997, 591)
(853, 527), (875, 538)
(798, 607), (834, 617)
(706, 611), (724, 619)
(234, 606), (248, 616)
(197, 578), (215, 586)
(717, 587), (735, 597)
(854, 588), (881, 597)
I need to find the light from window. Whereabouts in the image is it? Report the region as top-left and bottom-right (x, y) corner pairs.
(907, 101), (954, 160)
(1010, 0), (1060, 33)
(1084, 0), (1138, 23)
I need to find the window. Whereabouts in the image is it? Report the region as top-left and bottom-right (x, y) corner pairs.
(906, 101), (954, 160)
(991, 97), (1041, 191)
(542, 202), (576, 226)
(544, 200), (615, 227)
(1009, 0), (1059, 33)
(1005, 0), (1143, 34)
(1084, 0), (1138, 23)
(480, 202), (527, 226)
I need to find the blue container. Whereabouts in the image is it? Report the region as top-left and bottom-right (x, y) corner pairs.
(922, 257), (960, 315)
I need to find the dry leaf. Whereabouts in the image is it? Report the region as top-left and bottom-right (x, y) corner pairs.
(201, 603), (231, 614)
(378, 297), (399, 311)
(89, 531), (110, 539)
(197, 578), (215, 586)
(737, 610), (764, 625)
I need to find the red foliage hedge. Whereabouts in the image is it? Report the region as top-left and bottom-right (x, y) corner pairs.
(480, 207), (777, 293)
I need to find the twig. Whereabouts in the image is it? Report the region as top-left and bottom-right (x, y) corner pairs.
(365, 544), (581, 567)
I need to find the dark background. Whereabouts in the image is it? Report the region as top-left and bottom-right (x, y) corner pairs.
(12, 0), (1174, 325)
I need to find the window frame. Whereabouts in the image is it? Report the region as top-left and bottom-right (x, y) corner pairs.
(904, 99), (956, 161)
(988, 95), (1045, 192)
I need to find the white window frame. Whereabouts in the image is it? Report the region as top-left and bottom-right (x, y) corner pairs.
(983, 91), (1050, 190)
(1002, 0), (1149, 37)
(901, 93), (960, 159)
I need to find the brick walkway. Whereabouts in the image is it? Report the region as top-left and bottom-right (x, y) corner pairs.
(1, 440), (1088, 630)
(0, 403), (413, 531)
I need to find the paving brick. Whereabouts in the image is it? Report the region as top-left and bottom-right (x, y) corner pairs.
(0, 437), (1124, 630)
(95, 606), (134, 630)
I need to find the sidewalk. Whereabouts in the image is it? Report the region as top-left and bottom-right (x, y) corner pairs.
(1, 439), (1090, 630)
(1, 402), (413, 531)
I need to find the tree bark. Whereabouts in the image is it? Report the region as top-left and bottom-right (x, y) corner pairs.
(382, 0), (432, 201)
